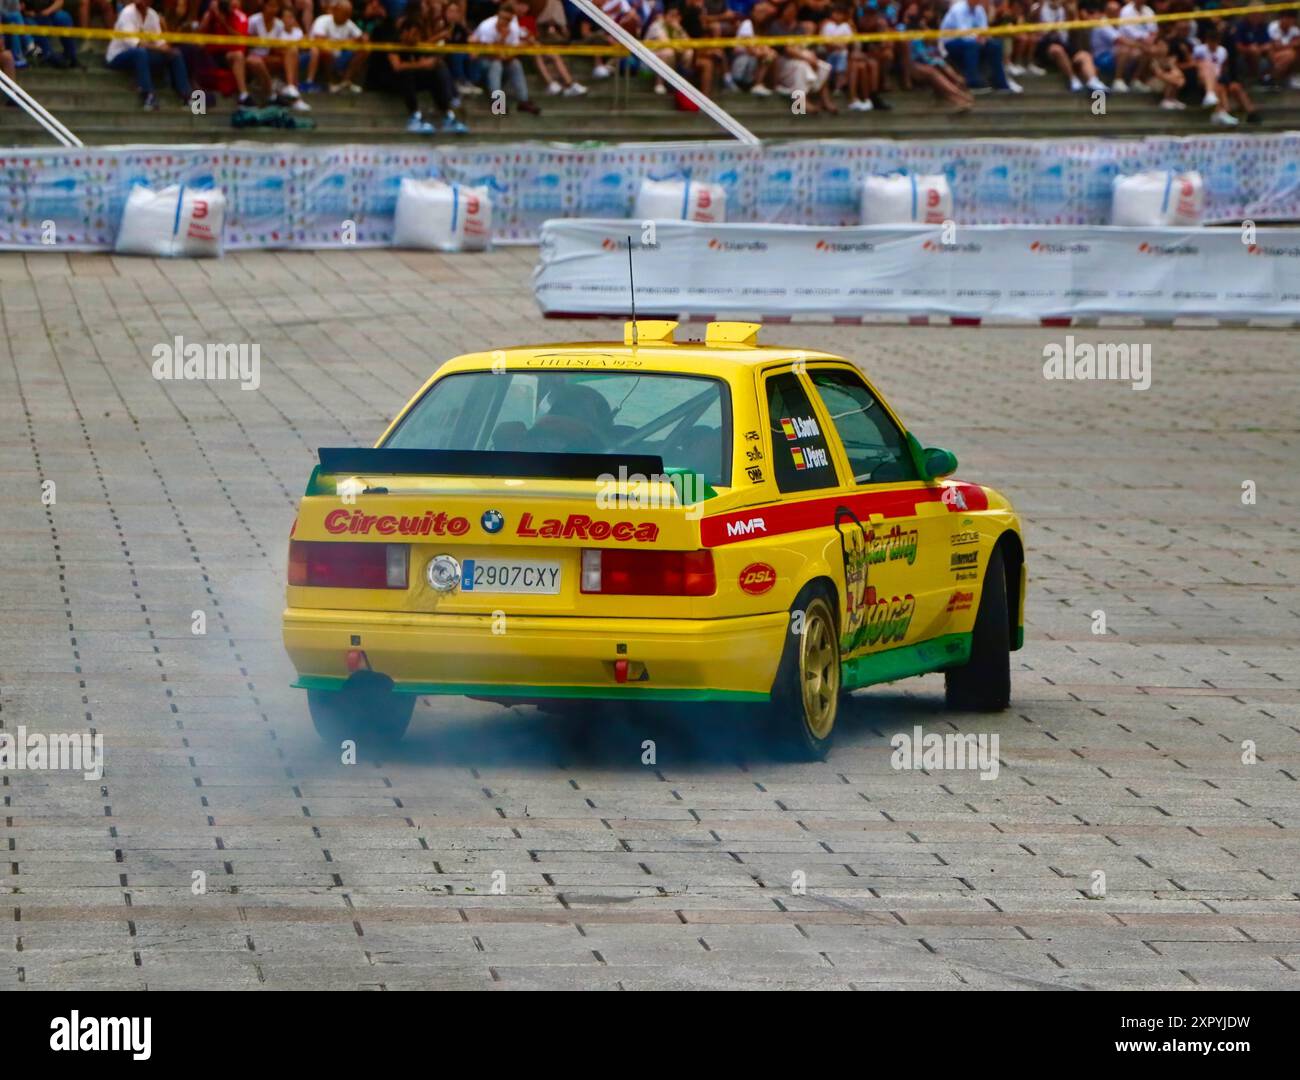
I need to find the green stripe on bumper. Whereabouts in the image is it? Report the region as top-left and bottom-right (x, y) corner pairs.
(292, 675), (768, 704)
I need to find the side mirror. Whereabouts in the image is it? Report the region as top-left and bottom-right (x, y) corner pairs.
(922, 446), (959, 480)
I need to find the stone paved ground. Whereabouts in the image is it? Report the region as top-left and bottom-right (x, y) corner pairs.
(1, 249), (1297, 991)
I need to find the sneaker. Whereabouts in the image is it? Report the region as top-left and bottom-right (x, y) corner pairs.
(1202, 91), (1218, 108)
(1006, 62), (1025, 76)
(1290, 75), (1300, 90)
(441, 114), (469, 134)
(1027, 63), (1047, 76)
(347, 82), (362, 94)
(723, 74), (737, 92)
(546, 80), (563, 95)
(1129, 78), (1151, 92)
(591, 63), (612, 79)
(750, 83), (772, 97)
(13, 57), (26, 70)
(328, 81), (346, 93)
(1159, 97), (1186, 110)
(999, 78), (1024, 94)
(406, 114), (435, 133)
(563, 82), (588, 96)
(272, 78), (285, 95)
(1111, 78), (1129, 93)
(1069, 76), (1083, 92)
(1211, 110), (1238, 126)
(141, 92), (159, 111)
(289, 97), (312, 112)
(456, 80), (484, 96)
(518, 100), (541, 114)
(654, 82), (667, 94)
(1086, 77), (1108, 93)
(848, 98), (872, 111)
(237, 92), (255, 106)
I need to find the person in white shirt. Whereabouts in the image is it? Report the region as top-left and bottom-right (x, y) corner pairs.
(1033, 0), (1108, 93)
(1193, 25), (1256, 124)
(470, 4), (541, 113)
(305, 0), (368, 92)
(1113, 0), (1157, 88)
(247, 0), (310, 111)
(104, 0), (192, 110)
(1267, 13), (1300, 89)
(729, 14), (775, 97)
(939, 0), (1021, 92)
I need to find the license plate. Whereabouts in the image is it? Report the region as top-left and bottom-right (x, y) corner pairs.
(460, 559), (562, 595)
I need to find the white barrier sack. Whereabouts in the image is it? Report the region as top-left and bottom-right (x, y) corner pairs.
(860, 173), (952, 225)
(633, 177), (726, 222)
(1112, 171), (1204, 226)
(393, 179), (492, 251)
(115, 184), (225, 257)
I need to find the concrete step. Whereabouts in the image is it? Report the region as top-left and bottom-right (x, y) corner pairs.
(6, 56), (1297, 144)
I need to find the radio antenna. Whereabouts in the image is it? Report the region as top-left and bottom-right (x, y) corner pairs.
(627, 235), (637, 346)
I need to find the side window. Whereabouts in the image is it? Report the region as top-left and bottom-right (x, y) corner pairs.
(765, 371), (838, 493)
(809, 369), (919, 485)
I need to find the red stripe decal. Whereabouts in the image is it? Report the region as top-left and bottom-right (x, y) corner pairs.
(701, 482), (987, 547)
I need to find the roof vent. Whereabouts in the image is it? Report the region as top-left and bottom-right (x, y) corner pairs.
(705, 322), (762, 347)
(624, 320), (678, 346)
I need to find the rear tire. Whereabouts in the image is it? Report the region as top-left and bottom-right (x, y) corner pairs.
(308, 672), (414, 750)
(945, 547), (1011, 712)
(765, 588), (840, 760)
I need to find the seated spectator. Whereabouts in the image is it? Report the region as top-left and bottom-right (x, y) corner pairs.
(677, 0), (725, 98)
(644, 3), (689, 94)
(1034, 0), (1108, 92)
(367, 11), (469, 130)
(106, 0), (191, 109)
(904, 4), (975, 110)
(1145, 29), (1187, 108)
(3, 0), (37, 68)
(23, 0), (78, 68)
(851, 5), (894, 109)
(997, 0), (1038, 76)
(1266, 10), (1299, 89)
(1090, 0), (1135, 87)
(939, 0), (1022, 92)
(469, 2), (541, 112)
(1194, 23), (1257, 123)
(441, 1), (486, 97)
(769, 0), (835, 111)
(730, 9), (776, 97)
(512, 0), (587, 94)
(247, 0), (311, 109)
(582, 0), (641, 78)
(1230, 8), (1271, 87)
(199, 0), (259, 106)
(1116, 0), (1157, 89)
(305, 0), (369, 92)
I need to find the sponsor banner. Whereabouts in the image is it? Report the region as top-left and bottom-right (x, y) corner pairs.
(535, 219), (1300, 320)
(1, 135), (1299, 251)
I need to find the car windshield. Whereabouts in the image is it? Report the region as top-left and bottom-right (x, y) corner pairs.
(384, 369), (732, 487)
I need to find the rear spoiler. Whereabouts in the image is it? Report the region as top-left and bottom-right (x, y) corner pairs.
(309, 447), (668, 492)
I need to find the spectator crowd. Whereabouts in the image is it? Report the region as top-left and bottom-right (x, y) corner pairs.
(1, 0), (1297, 128)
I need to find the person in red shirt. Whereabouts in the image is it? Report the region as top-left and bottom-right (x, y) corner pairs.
(199, 0), (257, 106)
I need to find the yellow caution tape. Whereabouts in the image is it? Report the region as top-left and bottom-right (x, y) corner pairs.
(1, 4), (1293, 57)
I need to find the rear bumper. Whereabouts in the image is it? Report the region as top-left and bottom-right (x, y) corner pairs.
(283, 607), (788, 702)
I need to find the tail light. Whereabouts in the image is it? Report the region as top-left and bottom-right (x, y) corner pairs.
(288, 541), (408, 589)
(580, 549), (715, 596)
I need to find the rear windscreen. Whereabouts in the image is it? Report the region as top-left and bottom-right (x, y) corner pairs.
(384, 370), (732, 487)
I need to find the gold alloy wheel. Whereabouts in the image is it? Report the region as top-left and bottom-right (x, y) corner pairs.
(799, 598), (840, 740)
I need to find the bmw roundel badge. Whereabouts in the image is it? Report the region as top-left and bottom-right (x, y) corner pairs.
(480, 509), (505, 534)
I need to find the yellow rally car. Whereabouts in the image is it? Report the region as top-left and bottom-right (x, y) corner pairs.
(283, 321), (1025, 758)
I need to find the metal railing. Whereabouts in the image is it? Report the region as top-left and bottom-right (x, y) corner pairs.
(0, 69), (82, 147)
